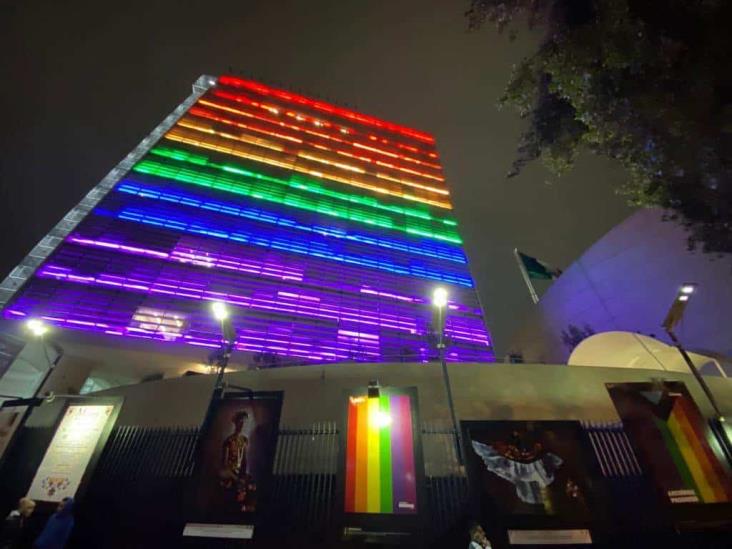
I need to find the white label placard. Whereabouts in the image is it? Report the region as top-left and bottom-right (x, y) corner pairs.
(183, 523), (254, 539)
(508, 529), (592, 545)
(27, 405), (114, 502)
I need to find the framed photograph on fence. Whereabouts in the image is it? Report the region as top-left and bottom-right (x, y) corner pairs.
(187, 391), (283, 539)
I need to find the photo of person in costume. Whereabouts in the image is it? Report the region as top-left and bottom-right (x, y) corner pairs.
(465, 421), (592, 518)
(190, 394), (282, 523)
(219, 410), (256, 511)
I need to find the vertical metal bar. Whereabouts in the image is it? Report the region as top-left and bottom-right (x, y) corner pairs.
(325, 421), (337, 526)
(278, 428), (293, 513)
(586, 430), (608, 478)
(157, 428), (174, 477)
(618, 430), (642, 475)
(315, 421), (324, 527)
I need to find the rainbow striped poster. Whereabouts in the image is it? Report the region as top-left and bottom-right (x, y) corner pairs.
(609, 382), (732, 504)
(344, 391), (417, 514)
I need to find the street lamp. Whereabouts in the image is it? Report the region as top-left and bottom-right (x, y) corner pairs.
(432, 287), (464, 463)
(26, 319), (48, 337)
(211, 301), (229, 321)
(662, 284), (724, 421)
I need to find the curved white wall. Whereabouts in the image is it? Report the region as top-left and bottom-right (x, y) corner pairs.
(509, 209), (732, 364)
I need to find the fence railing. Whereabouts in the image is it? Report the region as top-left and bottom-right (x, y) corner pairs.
(85, 420), (645, 543)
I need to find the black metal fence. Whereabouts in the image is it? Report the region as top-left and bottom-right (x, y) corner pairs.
(1, 418), (675, 547)
(75, 419), (649, 547)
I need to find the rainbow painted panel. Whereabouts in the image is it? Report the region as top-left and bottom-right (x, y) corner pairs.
(656, 396), (732, 503)
(3, 75), (493, 364)
(345, 393), (417, 514)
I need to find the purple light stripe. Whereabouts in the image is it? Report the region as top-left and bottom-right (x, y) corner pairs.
(6, 297), (493, 363)
(37, 264), (422, 333)
(16, 311), (360, 362)
(67, 236), (305, 282)
(390, 394), (417, 514)
(65, 235), (487, 326)
(37, 263), (490, 347)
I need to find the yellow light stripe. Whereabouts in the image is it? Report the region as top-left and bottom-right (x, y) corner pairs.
(367, 396), (381, 513)
(667, 414), (716, 502)
(164, 127), (454, 210)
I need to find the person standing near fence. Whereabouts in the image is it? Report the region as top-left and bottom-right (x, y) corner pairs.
(468, 524), (492, 549)
(0, 497), (36, 549)
(33, 498), (74, 549)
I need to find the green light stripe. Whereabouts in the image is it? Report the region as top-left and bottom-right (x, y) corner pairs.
(654, 417), (700, 499)
(132, 154), (463, 245)
(379, 395), (393, 513)
(150, 145), (461, 234)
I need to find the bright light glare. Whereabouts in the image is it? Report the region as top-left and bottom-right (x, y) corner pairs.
(678, 295), (689, 302)
(432, 287), (448, 308)
(375, 411), (392, 428)
(210, 301), (229, 321)
(680, 285), (696, 295)
(26, 319), (48, 337)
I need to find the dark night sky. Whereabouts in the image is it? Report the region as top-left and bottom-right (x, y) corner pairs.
(0, 0), (633, 354)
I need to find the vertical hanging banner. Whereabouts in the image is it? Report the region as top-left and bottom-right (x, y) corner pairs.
(0, 405), (28, 463)
(187, 391), (282, 539)
(27, 402), (120, 502)
(608, 381), (732, 505)
(338, 385), (424, 539)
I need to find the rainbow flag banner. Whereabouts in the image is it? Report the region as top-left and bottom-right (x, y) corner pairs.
(609, 381), (732, 504)
(345, 391), (417, 514)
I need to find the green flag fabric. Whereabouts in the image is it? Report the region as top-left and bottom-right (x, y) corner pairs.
(518, 251), (562, 280)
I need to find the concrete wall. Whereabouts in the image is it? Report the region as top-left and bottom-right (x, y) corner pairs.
(95, 361), (732, 428)
(509, 209), (732, 363)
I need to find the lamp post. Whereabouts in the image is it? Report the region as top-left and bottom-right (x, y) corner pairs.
(27, 319), (62, 398)
(432, 287), (464, 463)
(209, 301), (237, 399)
(662, 284), (725, 421)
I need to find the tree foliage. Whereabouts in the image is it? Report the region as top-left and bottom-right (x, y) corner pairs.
(467, 0), (732, 254)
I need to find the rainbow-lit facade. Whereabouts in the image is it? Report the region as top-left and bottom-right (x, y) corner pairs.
(1, 75), (493, 364)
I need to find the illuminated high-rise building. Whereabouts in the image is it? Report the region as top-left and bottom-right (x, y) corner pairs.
(0, 75), (493, 364)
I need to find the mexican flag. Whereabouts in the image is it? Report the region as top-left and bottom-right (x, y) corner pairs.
(517, 251), (562, 280)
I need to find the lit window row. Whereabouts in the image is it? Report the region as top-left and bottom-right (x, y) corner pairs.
(133, 155), (462, 244)
(171, 118), (451, 201)
(208, 91), (442, 169)
(218, 76), (436, 146)
(116, 182), (467, 264)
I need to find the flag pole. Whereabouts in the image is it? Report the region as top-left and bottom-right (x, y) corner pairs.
(514, 248), (539, 304)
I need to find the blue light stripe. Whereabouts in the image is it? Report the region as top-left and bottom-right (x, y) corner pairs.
(115, 181), (467, 264)
(94, 206), (474, 286)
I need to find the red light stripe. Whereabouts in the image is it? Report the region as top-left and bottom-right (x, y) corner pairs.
(189, 106), (446, 184)
(208, 91), (442, 169)
(219, 75), (435, 145)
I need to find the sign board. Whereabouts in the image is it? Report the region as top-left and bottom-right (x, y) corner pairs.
(27, 404), (116, 502)
(507, 529), (592, 545)
(183, 523), (253, 539)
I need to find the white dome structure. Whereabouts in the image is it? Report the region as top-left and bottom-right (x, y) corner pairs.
(567, 331), (729, 377)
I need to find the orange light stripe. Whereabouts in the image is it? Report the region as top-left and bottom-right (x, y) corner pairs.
(210, 90), (442, 169)
(175, 118), (451, 197)
(164, 127), (453, 210)
(190, 106), (303, 145)
(192, 105), (446, 184)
